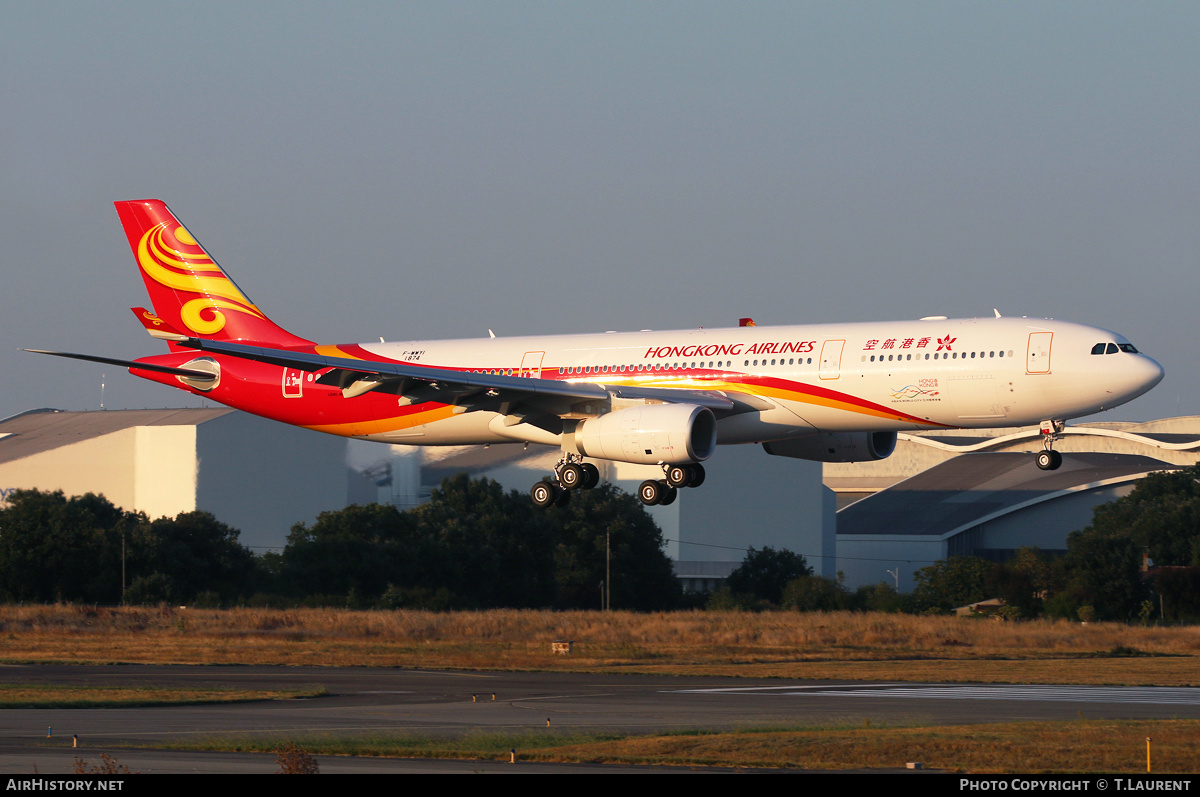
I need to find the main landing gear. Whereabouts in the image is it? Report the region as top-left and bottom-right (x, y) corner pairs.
(637, 462), (705, 507)
(530, 455), (601, 508)
(529, 458), (708, 508)
(1036, 419), (1064, 471)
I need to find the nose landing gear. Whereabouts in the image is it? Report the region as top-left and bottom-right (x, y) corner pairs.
(1036, 420), (1065, 471)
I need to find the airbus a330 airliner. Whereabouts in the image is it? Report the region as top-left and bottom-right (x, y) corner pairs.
(30, 200), (1165, 507)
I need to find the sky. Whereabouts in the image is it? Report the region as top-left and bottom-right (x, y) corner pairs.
(3, 2), (1198, 423)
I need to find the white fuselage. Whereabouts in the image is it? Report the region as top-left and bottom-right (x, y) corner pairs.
(348, 316), (1164, 447)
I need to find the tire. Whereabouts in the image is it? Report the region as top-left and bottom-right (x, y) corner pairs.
(559, 463), (583, 490)
(687, 463), (706, 488)
(1049, 450), (1063, 470)
(658, 484), (678, 505)
(531, 481), (557, 508)
(554, 487), (572, 507)
(581, 463), (600, 489)
(666, 465), (690, 488)
(1036, 451), (1055, 471)
(638, 479), (662, 506)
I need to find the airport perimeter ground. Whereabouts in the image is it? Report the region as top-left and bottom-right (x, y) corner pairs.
(2, 606), (1200, 773)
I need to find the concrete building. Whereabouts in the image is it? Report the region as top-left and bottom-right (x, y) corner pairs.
(831, 418), (1200, 591)
(0, 408), (353, 550)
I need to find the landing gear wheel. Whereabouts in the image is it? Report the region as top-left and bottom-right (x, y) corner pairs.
(554, 487), (572, 507)
(531, 480), (558, 508)
(1035, 450), (1063, 471)
(666, 465), (691, 488)
(658, 484), (678, 506)
(581, 462), (600, 489)
(687, 463), (706, 488)
(638, 480), (663, 506)
(559, 463), (583, 490)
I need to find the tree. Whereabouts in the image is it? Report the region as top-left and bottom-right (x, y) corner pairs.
(0, 490), (259, 605)
(855, 581), (906, 613)
(545, 482), (680, 610)
(725, 547), (811, 606)
(910, 556), (992, 613)
(1055, 526), (1148, 621)
(984, 547), (1062, 619)
(0, 490), (141, 603)
(275, 502), (421, 602)
(410, 474), (557, 608)
(134, 511), (260, 604)
(782, 574), (849, 611)
(1085, 464), (1200, 567)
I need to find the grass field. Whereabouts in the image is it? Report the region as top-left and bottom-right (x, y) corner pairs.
(0, 683), (326, 708)
(7, 605), (1199, 772)
(173, 719), (1200, 773)
(2, 604), (1198, 685)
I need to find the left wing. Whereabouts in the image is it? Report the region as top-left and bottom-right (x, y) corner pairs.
(179, 336), (738, 418)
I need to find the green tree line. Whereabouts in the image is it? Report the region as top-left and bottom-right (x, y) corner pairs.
(0, 475), (680, 610)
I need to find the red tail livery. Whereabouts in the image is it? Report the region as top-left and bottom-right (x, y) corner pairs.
(114, 200), (311, 348)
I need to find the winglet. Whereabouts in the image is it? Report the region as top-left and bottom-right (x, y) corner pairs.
(131, 307), (190, 342)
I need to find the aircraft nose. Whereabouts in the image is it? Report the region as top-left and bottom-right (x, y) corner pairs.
(1141, 355), (1166, 391)
(1124, 354), (1165, 400)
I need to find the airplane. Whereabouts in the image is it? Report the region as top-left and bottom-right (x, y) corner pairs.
(29, 199), (1165, 508)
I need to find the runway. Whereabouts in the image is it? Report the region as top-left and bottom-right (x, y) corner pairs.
(2, 665), (1198, 773)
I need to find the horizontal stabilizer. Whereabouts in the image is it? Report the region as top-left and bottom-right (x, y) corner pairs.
(131, 307), (189, 341)
(23, 349), (218, 382)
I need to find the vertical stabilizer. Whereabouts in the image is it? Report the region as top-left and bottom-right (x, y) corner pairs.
(114, 200), (312, 346)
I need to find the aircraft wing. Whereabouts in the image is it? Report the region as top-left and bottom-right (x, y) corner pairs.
(23, 349), (219, 383)
(177, 337), (739, 416)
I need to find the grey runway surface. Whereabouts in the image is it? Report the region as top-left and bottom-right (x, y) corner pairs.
(2, 664), (1198, 773)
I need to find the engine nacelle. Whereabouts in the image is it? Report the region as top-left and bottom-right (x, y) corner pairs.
(571, 403), (717, 465)
(762, 431), (897, 463)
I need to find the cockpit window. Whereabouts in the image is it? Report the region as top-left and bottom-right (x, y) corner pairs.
(1092, 342), (1134, 355)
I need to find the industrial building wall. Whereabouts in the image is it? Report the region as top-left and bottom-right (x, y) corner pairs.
(0, 425), (198, 519)
(194, 412), (350, 550)
(974, 483), (1136, 553)
(676, 447), (833, 576)
(836, 535), (944, 593)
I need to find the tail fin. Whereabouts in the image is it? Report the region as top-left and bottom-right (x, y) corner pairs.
(114, 200), (312, 347)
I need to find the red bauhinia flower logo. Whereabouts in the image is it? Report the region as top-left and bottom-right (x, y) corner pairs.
(937, 335), (956, 352)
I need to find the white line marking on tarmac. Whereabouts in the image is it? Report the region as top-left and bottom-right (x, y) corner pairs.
(668, 684), (1200, 705)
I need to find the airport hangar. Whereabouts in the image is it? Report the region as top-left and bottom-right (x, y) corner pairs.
(1, 407), (1197, 592)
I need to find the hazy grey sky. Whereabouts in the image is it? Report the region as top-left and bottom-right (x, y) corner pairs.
(4, 2), (1197, 422)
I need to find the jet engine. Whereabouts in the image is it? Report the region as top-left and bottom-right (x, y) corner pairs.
(762, 431), (897, 463)
(571, 403), (717, 465)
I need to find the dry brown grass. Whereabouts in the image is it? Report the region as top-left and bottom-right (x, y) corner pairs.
(0, 683), (323, 708)
(522, 719), (1200, 773)
(2, 605), (1198, 685)
(177, 719), (1200, 773)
